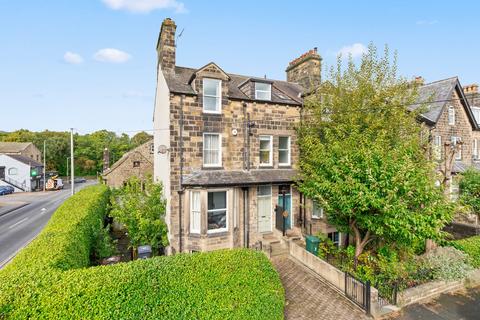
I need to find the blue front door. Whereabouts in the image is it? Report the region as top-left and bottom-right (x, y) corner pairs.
(277, 185), (292, 230)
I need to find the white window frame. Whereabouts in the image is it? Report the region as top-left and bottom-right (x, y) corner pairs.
(473, 139), (478, 160)
(203, 133), (222, 167)
(190, 191), (201, 234)
(8, 167), (18, 175)
(202, 78), (222, 114)
(312, 201), (323, 219)
(451, 136), (462, 160)
(448, 106), (455, 126)
(259, 135), (273, 166)
(207, 190), (228, 234)
(278, 136), (291, 166)
(328, 232), (341, 248)
(473, 107), (480, 126)
(433, 135), (442, 160)
(255, 82), (272, 101)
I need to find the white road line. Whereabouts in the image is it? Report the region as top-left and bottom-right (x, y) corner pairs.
(8, 217), (29, 229)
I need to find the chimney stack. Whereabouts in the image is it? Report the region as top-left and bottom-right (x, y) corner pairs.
(286, 48), (322, 91)
(415, 76), (425, 86)
(156, 18), (176, 74)
(463, 84), (479, 94)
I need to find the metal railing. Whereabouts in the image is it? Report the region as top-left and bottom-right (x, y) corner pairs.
(345, 272), (371, 315)
(1, 176), (26, 191)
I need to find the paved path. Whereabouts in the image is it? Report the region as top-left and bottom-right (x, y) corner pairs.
(0, 181), (96, 268)
(272, 256), (369, 320)
(391, 287), (480, 320)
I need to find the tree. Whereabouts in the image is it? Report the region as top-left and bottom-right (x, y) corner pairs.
(459, 168), (480, 216)
(110, 177), (169, 252)
(131, 131), (153, 147)
(297, 44), (453, 260)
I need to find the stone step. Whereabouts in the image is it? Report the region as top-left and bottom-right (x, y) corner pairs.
(270, 242), (289, 257)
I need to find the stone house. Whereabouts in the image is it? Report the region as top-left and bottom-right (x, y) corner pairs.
(103, 140), (154, 188)
(153, 18), (341, 254)
(412, 77), (480, 197)
(0, 142), (42, 163)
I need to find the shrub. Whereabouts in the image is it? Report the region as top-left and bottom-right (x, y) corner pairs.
(452, 235), (480, 267)
(0, 185), (284, 320)
(417, 246), (472, 281)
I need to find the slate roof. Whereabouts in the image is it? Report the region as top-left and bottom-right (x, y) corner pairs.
(6, 154), (43, 167)
(0, 142), (32, 153)
(103, 140), (153, 176)
(182, 169), (298, 187)
(412, 77), (478, 129)
(165, 66), (304, 105)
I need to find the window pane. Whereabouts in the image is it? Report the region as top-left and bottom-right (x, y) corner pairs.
(313, 202), (323, 218)
(260, 151), (270, 164)
(260, 139), (270, 150)
(208, 209), (227, 230)
(203, 96), (218, 111)
(279, 137), (289, 150)
(256, 91), (271, 100)
(204, 134), (220, 165)
(279, 150), (288, 164)
(257, 185), (272, 196)
(208, 191), (226, 210)
(204, 79), (219, 96)
(255, 82), (270, 91)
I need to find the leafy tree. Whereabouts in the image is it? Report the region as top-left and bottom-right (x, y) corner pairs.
(131, 131), (153, 147)
(459, 168), (480, 215)
(297, 44), (453, 260)
(110, 177), (169, 252)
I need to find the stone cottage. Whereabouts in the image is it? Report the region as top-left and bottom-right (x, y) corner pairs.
(103, 140), (154, 188)
(153, 18), (341, 254)
(0, 142), (42, 163)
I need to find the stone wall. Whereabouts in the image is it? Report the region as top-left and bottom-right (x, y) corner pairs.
(444, 221), (480, 239)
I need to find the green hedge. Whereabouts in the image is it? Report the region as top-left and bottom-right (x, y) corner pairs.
(0, 185), (284, 320)
(452, 236), (480, 268)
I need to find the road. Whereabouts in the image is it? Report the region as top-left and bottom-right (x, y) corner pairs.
(0, 181), (96, 268)
(390, 286), (480, 320)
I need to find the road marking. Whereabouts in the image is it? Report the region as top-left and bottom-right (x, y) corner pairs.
(40, 208), (46, 215)
(8, 217), (29, 229)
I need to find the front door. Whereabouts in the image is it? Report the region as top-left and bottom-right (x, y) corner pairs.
(0, 167), (5, 179)
(257, 185), (272, 233)
(277, 185), (292, 230)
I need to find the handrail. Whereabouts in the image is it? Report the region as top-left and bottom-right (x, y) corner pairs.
(1, 176), (26, 191)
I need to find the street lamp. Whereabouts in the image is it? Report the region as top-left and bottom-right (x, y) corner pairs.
(66, 157), (70, 184)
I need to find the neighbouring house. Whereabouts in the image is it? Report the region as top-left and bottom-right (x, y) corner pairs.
(102, 140), (154, 188)
(153, 18), (341, 255)
(412, 77), (480, 199)
(0, 154), (44, 192)
(0, 142), (42, 163)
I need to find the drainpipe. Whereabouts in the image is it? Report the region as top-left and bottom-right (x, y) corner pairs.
(178, 95), (185, 253)
(242, 187), (249, 248)
(243, 102), (248, 170)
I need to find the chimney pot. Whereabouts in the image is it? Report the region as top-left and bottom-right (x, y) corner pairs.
(157, 18), (177, 73)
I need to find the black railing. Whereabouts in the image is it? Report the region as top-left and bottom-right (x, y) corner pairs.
(345, 272), (371, 314)
(375, 281), (398, 307)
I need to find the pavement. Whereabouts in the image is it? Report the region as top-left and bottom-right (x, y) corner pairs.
(0, 181), (96, 268)
(390, 287), (480, 320)
(272, 256), (369, 320)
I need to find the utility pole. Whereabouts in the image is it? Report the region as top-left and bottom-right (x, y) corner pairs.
(66, 157), (70, 184)
(70, 128), (75, 195)
(43, 140), (46, 192)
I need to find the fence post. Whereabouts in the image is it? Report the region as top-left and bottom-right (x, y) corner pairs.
(365, 280), (371, 316)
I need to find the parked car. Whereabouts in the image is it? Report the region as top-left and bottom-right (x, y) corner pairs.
(4, 186), (14, 194)
(74, 177), (87, 183)
(0, 186), (12, 195)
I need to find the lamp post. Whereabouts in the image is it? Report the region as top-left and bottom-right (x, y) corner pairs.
(70, 128), (75, 195)
(43, 140), (46, 192)
(66, 157), (70, 184)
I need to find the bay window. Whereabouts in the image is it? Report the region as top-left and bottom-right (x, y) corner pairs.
(207, 191), (227, 233)
(190, 191), (201, 234)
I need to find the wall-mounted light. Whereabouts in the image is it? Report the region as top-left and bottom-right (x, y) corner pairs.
(158, 145), (169, 154)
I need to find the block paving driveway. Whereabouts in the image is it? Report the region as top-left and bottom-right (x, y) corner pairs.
(272, 256), (369, 320)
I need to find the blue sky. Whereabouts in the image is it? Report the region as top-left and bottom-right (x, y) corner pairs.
(1, 0), (479, 134)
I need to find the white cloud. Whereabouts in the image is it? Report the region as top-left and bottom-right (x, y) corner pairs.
(102, 0), (186, 13)
(63, 51), (84, 64)
(94, 48), (131, 63)
(337, 43), (368, 58)
(416, 20), (438, 26)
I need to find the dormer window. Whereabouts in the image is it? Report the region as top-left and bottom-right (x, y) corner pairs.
(203, 78), (222, 113)
(255, 82), (271, 101)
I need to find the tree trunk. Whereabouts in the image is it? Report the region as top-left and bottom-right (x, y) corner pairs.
(350, 221), (371, 267)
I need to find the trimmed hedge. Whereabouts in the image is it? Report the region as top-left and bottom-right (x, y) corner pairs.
(452, 236), (480, 268)
(0, 185), (284, 320)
